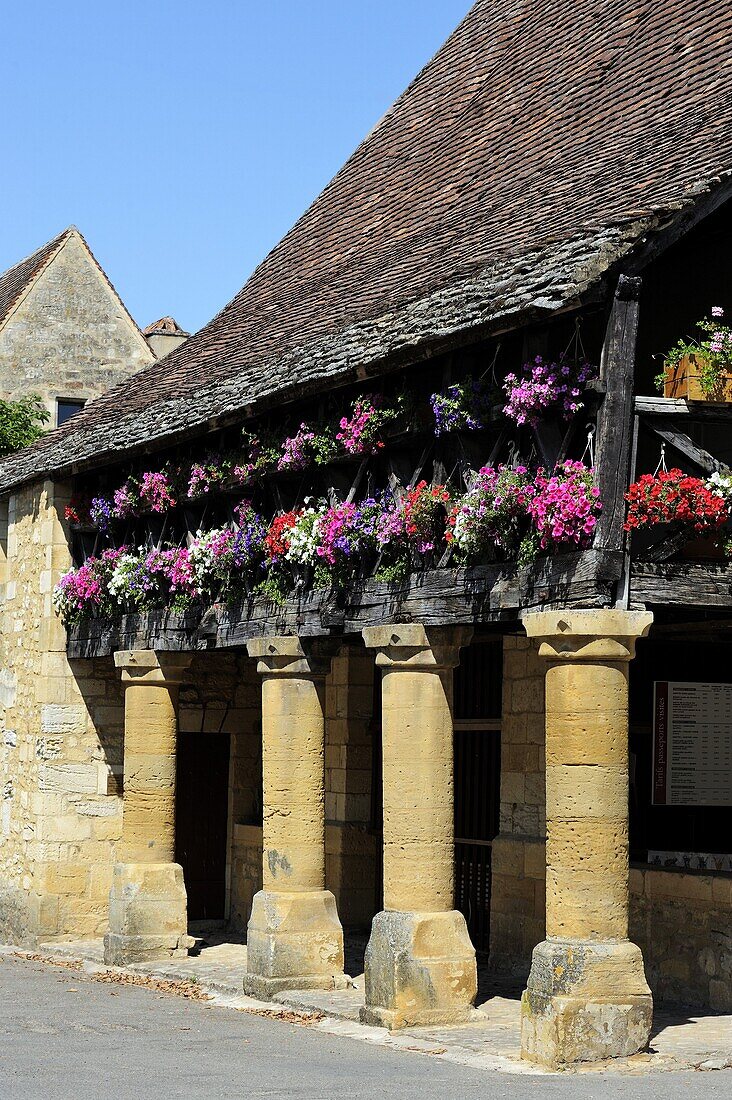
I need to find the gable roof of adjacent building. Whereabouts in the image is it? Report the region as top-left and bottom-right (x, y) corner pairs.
(2, 0), (732, 493)
(0, 226), (151, 354)
(0, 228), (71, 334)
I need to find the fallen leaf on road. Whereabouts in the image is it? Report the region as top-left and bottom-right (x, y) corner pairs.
(240, 1007), (324, 1026)
(91, 970), (210, 1001)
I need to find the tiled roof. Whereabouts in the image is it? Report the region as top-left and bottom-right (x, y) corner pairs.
(0, 228), (72, 332)
(3, 0), (732, 491)
(143, 316), (189, 337)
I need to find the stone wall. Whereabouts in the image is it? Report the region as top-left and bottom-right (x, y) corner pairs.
(489, 634), (546, 975)
(630, 868), (732, 1012)
(0, 231), (154, 423)
(324, 646), (378, 929)
(0, 479), (125, 943)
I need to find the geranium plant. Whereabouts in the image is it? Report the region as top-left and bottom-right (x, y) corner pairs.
(657, 308), (732, 397)
(503, 355), (597, 427)
(402, 481), (451, 555)
(624, 469), (728, 534)
(64, 495), (92, 526)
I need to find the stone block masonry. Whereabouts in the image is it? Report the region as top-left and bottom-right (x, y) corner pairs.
(0, 480), (125, 943)
(489, 634), (546, 976)
(360, 625), (477, 1030)
(243, 636), (345, 999)
(0, 230), (153, 422)
(519, 610), (654, 1067)
(631, 868), (732, 1013)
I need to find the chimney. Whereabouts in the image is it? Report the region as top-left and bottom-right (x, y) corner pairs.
(143, 316), (190, 359)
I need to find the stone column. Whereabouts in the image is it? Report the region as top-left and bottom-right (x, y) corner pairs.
(361, 623), (476, 1029)
(243, 636), (345, 998)
(104, 650), (192, 966)
(521, 610), (654, 1067)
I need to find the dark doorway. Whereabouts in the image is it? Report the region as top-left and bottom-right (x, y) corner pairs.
(454, 638), (502, 953)
(176, 732), (231, 921)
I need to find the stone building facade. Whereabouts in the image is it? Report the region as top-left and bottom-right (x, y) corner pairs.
(0, 228), (176, 427)
(0, 0), (731, 1075)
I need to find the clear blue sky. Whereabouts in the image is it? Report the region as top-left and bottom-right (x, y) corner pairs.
(1, 1), (472, 334)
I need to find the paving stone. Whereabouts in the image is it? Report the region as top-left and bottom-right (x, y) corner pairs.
(33, 935), (732, 1077)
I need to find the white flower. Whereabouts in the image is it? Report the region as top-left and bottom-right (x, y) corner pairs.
(707, 471), (732, 502)
(107, 551), (142, 604)
(285, 507), (322, 565)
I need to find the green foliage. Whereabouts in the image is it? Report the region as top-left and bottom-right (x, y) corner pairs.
(517, 531), (541, 567)
(0, 394), (49, 457)
(254, 573), (289, 607)
(374, 556), (410, 586)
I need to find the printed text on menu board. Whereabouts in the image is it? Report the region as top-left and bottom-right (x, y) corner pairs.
(653, 681), (732, 806)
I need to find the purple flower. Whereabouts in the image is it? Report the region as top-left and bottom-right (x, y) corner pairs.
(89, 496), (113, 530)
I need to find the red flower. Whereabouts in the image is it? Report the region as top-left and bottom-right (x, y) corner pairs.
(624, 469), (728, 533)
(265, 511), (299, 562)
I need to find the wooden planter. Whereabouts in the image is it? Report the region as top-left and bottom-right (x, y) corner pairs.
(663, 353), (732, 403)
(681, 534), (726, 561)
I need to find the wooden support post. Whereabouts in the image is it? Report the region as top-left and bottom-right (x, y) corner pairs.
(594, 276), (642, 556)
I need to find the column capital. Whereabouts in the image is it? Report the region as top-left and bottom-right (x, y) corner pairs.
(522, 610), (653, 663)
(362, 623), (472, 671)
(246, 635), (339, 679)
(114, 649), (192, 685)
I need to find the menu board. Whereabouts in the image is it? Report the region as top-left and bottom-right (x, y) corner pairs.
(653, 681), (732, 806)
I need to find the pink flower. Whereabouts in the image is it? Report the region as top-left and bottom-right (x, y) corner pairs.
(139, 471), (175, 513)
(712, 307), (724, 318)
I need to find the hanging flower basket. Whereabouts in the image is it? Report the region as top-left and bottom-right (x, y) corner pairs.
(663, 353), (732, 403)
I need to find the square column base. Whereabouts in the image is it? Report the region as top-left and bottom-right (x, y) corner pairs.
(360, 909), (477, 1030)
(103, 862), (190, 966)
(242, 889), (345, 999)
(520, 939), (653, 1067)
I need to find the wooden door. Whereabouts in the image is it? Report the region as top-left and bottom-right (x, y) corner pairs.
(176, 732), (231, 922)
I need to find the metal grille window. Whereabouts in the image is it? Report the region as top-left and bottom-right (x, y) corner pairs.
(453, 637), (502, 953)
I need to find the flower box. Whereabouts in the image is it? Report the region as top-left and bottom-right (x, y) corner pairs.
(681, 534), (726, 561)
(663, 353), (732, 403)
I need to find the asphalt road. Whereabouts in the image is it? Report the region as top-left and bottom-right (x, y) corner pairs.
(0, 954), (728, 1100)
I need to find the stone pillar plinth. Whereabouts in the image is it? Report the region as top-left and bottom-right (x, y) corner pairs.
(104, 651), (192, 966)
(243, 636), (345, 998)
(520, 610), (654, 1067)
(361, 624), (476, 1030)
